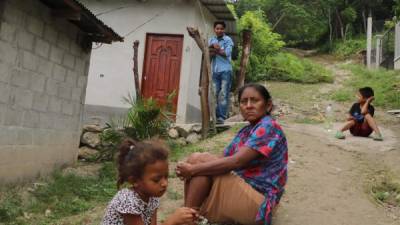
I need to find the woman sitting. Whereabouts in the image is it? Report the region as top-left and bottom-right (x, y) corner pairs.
(176, 83), (288, 225)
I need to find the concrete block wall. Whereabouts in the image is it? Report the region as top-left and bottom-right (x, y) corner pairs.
(0, 0), (91, 183)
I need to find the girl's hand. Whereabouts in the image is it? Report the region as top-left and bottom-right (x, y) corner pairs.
(175, 162), (193, 179)
(165, 207), (198, 225)
(367, 96), (375, 103)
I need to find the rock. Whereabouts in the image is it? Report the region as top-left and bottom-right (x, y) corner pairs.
(83, 124), (103, 133)
(186, 133), (201, 144)
(78, 146), (98, 160)
(176, 137), (187, 146)
(190, 124), (202, 133)
(174, 125), (192, 138)
(81, 132), (101, 148)
(168, 128), (179, 139)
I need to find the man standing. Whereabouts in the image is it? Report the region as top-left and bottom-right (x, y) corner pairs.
(209, 21), (234, 124)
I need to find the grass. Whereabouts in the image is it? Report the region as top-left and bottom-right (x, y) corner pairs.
(330, 37), (366, 59)
(0, 163), (117, 225)
(368, 170), (400, 207)
(331, 64), (400, 109)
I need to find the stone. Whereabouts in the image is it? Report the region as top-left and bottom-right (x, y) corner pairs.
(81, 132), (101, 148)
(186, 133), (201, 144)
(83, 124), (103, 133)
(176, 137), (187, 146)
(190, 124), (202, 133)
(174, 124), (192, 138)
(77, 146), (98, 160)
(168, 128), (179, 139)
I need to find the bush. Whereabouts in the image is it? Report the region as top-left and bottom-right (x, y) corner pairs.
(324, 37), (366, 59)
(249, 52), (333, 84)
(332, 64), (400, 108)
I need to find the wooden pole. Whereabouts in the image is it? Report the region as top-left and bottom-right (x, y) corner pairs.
(187, 27), (217, 134)
(367, 16), (373, 69)
(133, 40), (141, 100)
(237, 29), (252, 90)
(199, 55), (210, 138)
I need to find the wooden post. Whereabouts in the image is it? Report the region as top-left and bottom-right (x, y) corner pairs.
(237, 29), (252, 90)
(367, 16), (373, 69)
(187, 27), (217, 134)
(395, 22), (400, 70)
(133, 40), (141, 100)
(199, 55), (210, 138)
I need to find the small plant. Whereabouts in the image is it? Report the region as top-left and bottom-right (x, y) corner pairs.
(370, 172), (400, 207)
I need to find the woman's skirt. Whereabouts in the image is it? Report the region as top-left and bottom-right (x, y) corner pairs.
(200, 173), (264, 225)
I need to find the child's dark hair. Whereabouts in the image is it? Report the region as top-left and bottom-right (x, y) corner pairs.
(238, 83), (272, 114)
(214, 21), (226, 28)
(117, 139), (169, 189)
(359, 87), (374, 99)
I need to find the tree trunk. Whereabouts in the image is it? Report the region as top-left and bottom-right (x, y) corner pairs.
(362, 9), (367, 33)
(187, 27), (217, 134)
(198, 55), (210, 138)
(328, 8), (333, 46)
(336, 8), (345, 39)
(237, 29), (252, 90)
(133, 40), (141, 101)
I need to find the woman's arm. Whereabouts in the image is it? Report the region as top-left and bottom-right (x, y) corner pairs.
(123, 214), (145, 225)
(177, 147), (260, 179)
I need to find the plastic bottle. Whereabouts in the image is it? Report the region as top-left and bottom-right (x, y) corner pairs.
(325, 104), (334, 132)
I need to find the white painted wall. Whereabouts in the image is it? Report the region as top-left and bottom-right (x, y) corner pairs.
(81, 0), (216, 123)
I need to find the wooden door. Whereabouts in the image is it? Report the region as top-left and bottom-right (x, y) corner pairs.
(141, 34), (184, 115)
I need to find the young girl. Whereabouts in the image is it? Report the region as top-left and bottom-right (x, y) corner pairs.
(102, 139), (198, 225)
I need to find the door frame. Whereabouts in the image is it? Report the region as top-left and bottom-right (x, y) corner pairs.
(141, 32), (184, 115)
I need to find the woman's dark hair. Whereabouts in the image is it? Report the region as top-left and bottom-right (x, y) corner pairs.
(359, 87), (374, 98)
(238, 83), (272, 114)
(117, 139), (169, 189)
(214, 21), (226, 28)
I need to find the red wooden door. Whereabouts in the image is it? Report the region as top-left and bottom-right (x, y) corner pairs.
(141, 34), (184, 115)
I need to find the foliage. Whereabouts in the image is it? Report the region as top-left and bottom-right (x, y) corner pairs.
(330, 37), (366, 59)
(332, 64), (400, 108)
(370, 171), (400, 207)
(97, 94), (175, 161)
(248, 52), (333, 84)
(0, 163), (117, 224)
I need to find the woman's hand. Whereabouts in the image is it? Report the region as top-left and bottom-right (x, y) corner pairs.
(176, 162), (194, 180)
(164, 207), (198, 225)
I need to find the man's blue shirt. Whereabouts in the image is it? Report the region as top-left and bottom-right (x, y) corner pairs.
(209, 34), (234, 73)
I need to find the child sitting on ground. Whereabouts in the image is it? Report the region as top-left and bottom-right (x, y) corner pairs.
(102, 139), (198, 225)
(335, 87), (383, 141)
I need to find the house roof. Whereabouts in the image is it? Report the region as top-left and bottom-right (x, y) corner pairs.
(39, 0), (123, 43)
(199, 0), (237, 38)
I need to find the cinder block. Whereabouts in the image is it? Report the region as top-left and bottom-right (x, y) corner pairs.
(0, 21), (17, 43)
(0, 82), (10, 104)
(37, 57), (53, 77)
(39, 112), (54, 129)
(61, 100), (74, 115)
(32, 129), (50, 146)
(52, 64), (66, 82)
(2, 2), (25, 27)
(70, 43), (81, 57)
(11, 68), (30, 88)
(30, 73), (46, 92)
(16, 30), (35, 51)
(27, 15), (44, 37)
(77, 76), (87, 88)
(48, 96), (62, 113)
(71, 87), (82, 101)
(0, 40), (18, 64)
(35, 38), (50, 58)
(0, 127), (17, 145)
(57, 33), (70, 51)
(45, 79), (59, 96)
(74, 59), (85, 74)
(0, 103), (6, 124)
(43, 25), (58, 44)
(74, 102), (82, 116)
(16, 129), (33, 145)
(0, 61), (11, 83)
(50, 46), (63, 64)
(32, 93), (49, 112)
(10, 88), (33, 109)
(62, 53), (75, 69)
(21, 50), (38, 71)
(58, 83), (71, 100)
(66, 70), (77, 86)
(22, 110), (40, 128)
(3, 107), (24, 126)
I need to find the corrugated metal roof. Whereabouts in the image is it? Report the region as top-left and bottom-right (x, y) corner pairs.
(39, 0), (123, 43)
